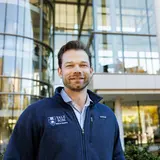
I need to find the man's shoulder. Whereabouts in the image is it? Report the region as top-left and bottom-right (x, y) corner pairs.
(95, 103), (115, 118)
(23, 97), (59, 113)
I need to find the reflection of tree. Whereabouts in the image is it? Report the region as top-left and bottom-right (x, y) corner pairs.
(0, 118), (12, 143)
(123, 116), (139, 137)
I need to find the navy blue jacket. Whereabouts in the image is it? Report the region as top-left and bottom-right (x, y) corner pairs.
(4, 87), (125, 160)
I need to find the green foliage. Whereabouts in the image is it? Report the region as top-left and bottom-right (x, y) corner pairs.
(0, 152), (3, 160)
(125, 142), (160, 160)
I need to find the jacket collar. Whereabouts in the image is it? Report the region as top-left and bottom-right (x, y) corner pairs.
(54, 87), (103, 105)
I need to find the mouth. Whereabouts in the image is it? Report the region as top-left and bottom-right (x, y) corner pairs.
(69, 77), (84, 80)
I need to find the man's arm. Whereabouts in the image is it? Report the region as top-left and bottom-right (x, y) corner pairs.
(4, 106), (40, 160)
(113, 119), (125, 160)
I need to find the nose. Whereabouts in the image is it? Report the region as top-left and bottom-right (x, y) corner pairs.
(73, 65), (81, 73)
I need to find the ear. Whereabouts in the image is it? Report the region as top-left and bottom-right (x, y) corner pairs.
(58, 67), (62, 78)
(90, 67), (94, 75)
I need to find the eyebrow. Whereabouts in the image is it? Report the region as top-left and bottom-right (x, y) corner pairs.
(65, 61), (88, 64)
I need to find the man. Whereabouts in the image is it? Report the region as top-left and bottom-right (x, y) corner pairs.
(4, 41), (125, 160)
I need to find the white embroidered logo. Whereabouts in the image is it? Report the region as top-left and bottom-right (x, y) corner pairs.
(48, 115), (68, 126)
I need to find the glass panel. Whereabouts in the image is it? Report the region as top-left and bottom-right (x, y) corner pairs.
(152, 59), (160, 74)
(123, 105), (159, 145)
(14, 77), (21, 93)
(139, 59), (147, 73)
(0, 3), (6, 33)
(146, 59), (152, 74)
(22, 51), (32, 78)
(5, 36), (16, 50)
(16, 38), (23, 77)
(66, 5), (77, 29)
(5, 3), (18, 34)
(2, 78), (15, 92)
(0, 35), (4, 50)
(122, 106), (139, 145)
(17, 5), (25, 35)
(33, 80), (40, 96)
(147, 0), (156, 34)
(14, 95), (21, 110)
(21, 95), (30, 110)
(123, 36), (150, 74)
(40, 84), (49, 97)
(54, 35), (67, 56)
(140, 105), (159, 144)
(96, 34), (124, 73)
(22, 39), (33, 78)
(24, 8), (33, 37)
(121, 0), (148, 34)
(42, 46), (49, 82)
(21, 79), (32, 95)
(96, 0), (121, 32)
(81, 6), (93, 34)
(33, 43), (40, 80)
(3, 50), (15, 76)
(55, 4), (67, 32)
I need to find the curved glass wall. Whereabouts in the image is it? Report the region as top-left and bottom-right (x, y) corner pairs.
(0, 0), (54, 152)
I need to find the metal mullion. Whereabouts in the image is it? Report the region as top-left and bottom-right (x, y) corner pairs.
(77, 0), (81, 31)
(12, 0), (20, 118)
(65, 1), (67, 41)
(1, 0), (7, 78)
(0, 33), (53, 52)
(78, 0), (90, 39)
(145, 0), (153, 74)
(39, 0), (43, 81)
(55, 1), (92, 6)
(21, 0), (26, 95)
(119, 0), (125, 73)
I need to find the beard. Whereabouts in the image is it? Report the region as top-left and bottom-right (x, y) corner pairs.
(62, 73), (92, 92)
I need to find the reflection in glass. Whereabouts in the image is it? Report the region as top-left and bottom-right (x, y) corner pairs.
(147, 0), (156, 34)
(97, 34), (124, 73)
(121, 0), (148, 34)
(0, 0), (53, 152)
(123, 36), (150, 74)
(122, 105), (159, 145)
(0, 3), (5, 33)
(3, 50), (15, 76)
(96, 0), (121, 32)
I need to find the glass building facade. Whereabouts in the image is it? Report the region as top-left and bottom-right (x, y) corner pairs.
(0, 0), (54, 151)
(0, 0), (160, 152)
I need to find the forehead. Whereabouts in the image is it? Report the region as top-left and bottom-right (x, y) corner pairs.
(62, 49), (89, 64)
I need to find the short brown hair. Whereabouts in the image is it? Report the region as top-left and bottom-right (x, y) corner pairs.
(57, 40), (92, 68)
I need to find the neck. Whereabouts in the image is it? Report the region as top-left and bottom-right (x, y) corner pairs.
(64, 87), (87, 109)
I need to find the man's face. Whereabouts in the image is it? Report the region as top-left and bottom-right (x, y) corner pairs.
(58, 49), (93, 92)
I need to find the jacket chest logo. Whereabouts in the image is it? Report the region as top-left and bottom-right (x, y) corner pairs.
(48, 115), (68, 126)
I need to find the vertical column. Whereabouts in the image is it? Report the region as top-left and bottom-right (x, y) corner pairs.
(92, 0), (99, 72)
(106, 0), (119, 73)
(39, 0), (43, 81)
(114, 98), (125, 150)
(154, 0), (160, 53)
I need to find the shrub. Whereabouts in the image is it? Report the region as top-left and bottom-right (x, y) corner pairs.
(125, 142), (160, 160)
(0, 152), (3, 160)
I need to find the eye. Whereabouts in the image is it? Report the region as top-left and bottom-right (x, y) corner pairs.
(80, 64), (88, 67)
(66, 65), (73, 68)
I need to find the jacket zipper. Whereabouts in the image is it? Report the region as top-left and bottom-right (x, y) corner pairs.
(66, 103), (91, 160)
(89, 116), (93, 143)
(67, 104), (86, 160)
(83, 107), (90, 160)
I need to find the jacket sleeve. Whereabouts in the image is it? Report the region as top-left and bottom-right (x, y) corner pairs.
(113, 119), (125, 160)
(4, 106), (40, 160)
